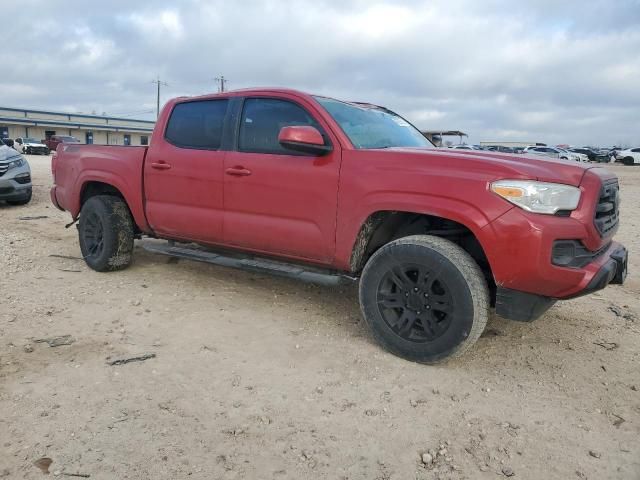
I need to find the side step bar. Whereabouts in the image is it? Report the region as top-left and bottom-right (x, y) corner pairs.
(141, 240), (357, 287)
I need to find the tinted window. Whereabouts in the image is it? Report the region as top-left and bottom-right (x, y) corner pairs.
(239, 98), (321, 154)
(165, 100), (228, 149)
(632, 148), (640, 153)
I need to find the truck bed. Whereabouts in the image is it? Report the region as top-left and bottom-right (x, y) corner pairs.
(51, 145), (149, 230)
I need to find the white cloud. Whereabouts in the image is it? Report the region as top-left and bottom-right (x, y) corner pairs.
(0, 0), (638, 146)
(126, 9), (184, 39)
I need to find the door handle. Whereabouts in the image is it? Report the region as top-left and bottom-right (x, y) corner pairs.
(225, 166), (252, 177)
(151, 162), (171, 170)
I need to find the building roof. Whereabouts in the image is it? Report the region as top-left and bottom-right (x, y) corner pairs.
(0, 106), (155, 133)
(0, 106), (155, 124)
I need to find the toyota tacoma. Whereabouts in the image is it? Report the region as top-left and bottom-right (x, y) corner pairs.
(50, 89), (628, 363)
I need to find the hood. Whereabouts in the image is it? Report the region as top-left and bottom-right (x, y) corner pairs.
(380, 147), (596, 186)
(0, 145), (23, 161)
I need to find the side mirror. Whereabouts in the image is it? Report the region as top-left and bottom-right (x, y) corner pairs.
(278, 126), (332, 156)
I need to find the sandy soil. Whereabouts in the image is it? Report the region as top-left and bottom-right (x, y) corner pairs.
(1, 155), (639, 480)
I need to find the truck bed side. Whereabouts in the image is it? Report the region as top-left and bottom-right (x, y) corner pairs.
(51, 145), (151, 232)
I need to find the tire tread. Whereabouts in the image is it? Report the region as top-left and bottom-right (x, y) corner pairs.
(359, 234), (490, 363)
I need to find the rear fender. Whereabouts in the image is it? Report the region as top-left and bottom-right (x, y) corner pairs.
(73, 170), (151, 232)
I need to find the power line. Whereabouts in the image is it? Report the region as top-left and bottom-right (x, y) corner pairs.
(151, 76), (169, 118)
(110, 110), (156, 118)
(107, 108), (156, 117)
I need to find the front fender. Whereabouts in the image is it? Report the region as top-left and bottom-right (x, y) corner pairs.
(334, 191), (512, 272)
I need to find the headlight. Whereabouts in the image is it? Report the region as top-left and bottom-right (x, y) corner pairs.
(7, 157), (25, 170)
(491, 179), (581, 214)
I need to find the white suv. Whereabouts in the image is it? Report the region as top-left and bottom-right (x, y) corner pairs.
(616, 148), (640, 165)
(14, 137), (49, 155)
(523, 146), (583, 162)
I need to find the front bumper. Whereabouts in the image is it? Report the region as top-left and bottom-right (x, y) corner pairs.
(496, 243), (628, 321)
(0, 163), (31, 200)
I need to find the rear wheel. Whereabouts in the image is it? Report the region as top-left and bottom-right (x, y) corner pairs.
(359, 235), (489, 364)
(78, 195), (134, 272)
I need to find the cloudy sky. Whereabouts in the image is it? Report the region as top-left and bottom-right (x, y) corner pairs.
(2, 0), (639, 146)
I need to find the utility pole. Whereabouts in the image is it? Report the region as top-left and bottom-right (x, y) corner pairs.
(151, 76), (168, 118)
(214, 75), (227, 93)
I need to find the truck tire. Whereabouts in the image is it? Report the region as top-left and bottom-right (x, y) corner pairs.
(78, 195), (134, 272)
(359, 235), (489, 364)
(6, 187), (32, 205)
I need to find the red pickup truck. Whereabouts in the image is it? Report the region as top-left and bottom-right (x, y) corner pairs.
(50, 88), (628, 363)
(45, 135), (81, 153)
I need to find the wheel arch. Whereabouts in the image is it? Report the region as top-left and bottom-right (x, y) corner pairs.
(78, 179), (149, 233)
(348, 210), (496, 301)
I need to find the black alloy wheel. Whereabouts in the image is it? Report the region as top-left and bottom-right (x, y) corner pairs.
(376, 263), (454, 342)
(359, 235), (489, 363)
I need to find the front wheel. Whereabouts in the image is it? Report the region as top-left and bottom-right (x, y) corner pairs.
(623, 157), (635, 166)
(359, 235), (489, 364)
(78, 195), (134, 272)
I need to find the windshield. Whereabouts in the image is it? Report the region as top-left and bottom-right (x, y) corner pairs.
(314, 96), (433, 149)
(58, 136), (79, 142)
(24, 138), (39, 143)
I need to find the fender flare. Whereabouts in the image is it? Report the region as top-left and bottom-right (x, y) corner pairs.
(338, 192), (502, 273)
(72, 170), (151, 232)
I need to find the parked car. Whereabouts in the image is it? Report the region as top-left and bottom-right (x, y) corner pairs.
(524, 146), (582, 162)
(449, 144), (480, 150)
(50, 88), (628, 364)
(570, 147), (609, 163)
(558, 147), (588, 162)
(486, 146), (516, 153)
(44, 135), (81, 152)
(0, 143), (32, 205)
(615, 147), (640, 165)
(14, 137), (49, 155)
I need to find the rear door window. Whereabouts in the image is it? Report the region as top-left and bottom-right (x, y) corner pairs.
(165, 100), (229, 150)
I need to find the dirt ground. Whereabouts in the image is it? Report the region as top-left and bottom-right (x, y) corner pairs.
(1, 155), (638, 480)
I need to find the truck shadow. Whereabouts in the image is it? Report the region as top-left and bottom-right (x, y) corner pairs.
(128, 242), (547, 369)
(131, 243), (367, 339)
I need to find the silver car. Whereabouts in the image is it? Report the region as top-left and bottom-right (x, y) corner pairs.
(0, 143), (32, 205)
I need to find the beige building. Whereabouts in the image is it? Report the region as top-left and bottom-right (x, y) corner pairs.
(0, 106), (155, 146)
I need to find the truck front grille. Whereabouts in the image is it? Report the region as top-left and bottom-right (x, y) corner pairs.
(594, 179), (620, 237)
